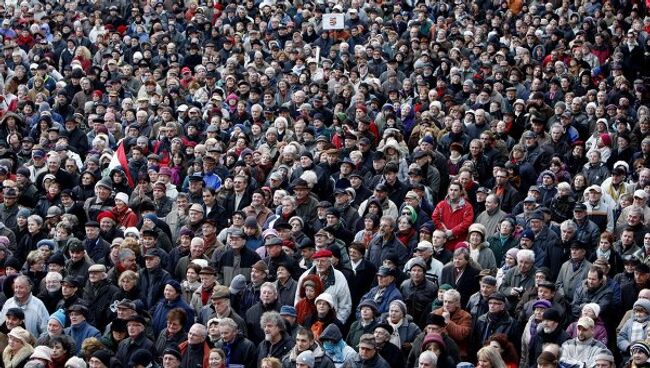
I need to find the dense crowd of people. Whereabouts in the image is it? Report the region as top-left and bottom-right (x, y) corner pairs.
(0, 0), (647, 367)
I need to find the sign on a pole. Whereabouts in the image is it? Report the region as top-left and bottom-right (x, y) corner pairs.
(322, 14), (345, 30)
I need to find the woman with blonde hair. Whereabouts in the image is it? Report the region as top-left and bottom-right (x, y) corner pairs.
(476, 346), (507, 368)
(2, 327), (34, 368)
(260, 357), (282, 368)
(114, 270), (139, 302)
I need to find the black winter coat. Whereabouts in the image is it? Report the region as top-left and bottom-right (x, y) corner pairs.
(82, 279), (119, 331)
(137, 266), (172, 310)
(216, 335), (258, 368)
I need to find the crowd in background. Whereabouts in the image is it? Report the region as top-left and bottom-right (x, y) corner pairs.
(0, 0), (647, 367)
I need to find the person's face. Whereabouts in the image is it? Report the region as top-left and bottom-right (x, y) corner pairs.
(163, 284), (178, 301)
(577, 324), (594, 341)
(127, 321), (145, 338)
(488, 299), (505, 313)
(145, 255), (161, 269)
(208, 352), (223, 368)
(69, 311), (85, 325)
(263, 322), (280, 340)
(560, 228), (576, 241)
(251, 268), (266, 283)
(586, 271), (602, 290)
(4, 315), (20, 330)
(635, 270), (650, 285)
(229, 235), (244, 249)
(570, 247), (586, 261)
(316, 299), (331, 315)
(448, 184), (461, 200)
(13, 279), (30, 300)
(480, 282), (496, 298)
(373, 327), (391, 344)
(443, 295), (459, 313)
(359, 345), (376, 360)
(188, 326), (206, 345)
(477, 357), (493, 368)
(27, 219), (40, 233)
(166, 318), (182, 335)
(89, 269), (106, 283)
(219, 324), (237, 343)
(453, 254), (468, 269)
(622, 231), (634, 245)
(47, 318), (65, 337)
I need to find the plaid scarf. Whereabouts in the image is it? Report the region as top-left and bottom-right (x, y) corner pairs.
(630, 320), (648, 343)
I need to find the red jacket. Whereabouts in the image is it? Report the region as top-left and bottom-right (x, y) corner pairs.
(432, 197), (474, 251)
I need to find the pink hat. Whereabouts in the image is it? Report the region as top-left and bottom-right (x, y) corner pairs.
(158, 166), (172, 177)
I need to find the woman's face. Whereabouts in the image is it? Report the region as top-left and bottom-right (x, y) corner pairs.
(209, 352), (223, 368)
(388, 305), (403, 323)
(51, 342), (65, 358)
(364, 218), (375, 230)
(186, 268), (198, 283)
(477, 356), (493, 368)
(167, 318), (182, 334)
(316, 300), (331, 315)
(120, 277), (135, 291)
(398, 218), (411, 232)
(574, 175), (585, 187)
(8, 336), (23, 352)
(28, 219), (40, 233)
(305, 286), (316, 300)
(600, 238), (612, 250)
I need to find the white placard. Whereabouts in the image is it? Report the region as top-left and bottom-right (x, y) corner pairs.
(322, 13), (345, 30)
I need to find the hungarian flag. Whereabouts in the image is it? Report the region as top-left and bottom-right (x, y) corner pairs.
(108, 139), (134, 188)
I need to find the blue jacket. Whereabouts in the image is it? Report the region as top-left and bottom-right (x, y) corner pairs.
(65, 321), (101, 352)
(151, 296), (195, 335)
(357, 283), (402, 318)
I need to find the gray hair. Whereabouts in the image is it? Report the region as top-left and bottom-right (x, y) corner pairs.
(260, 311), (285, 330)
(28, 214), (43, 227)
(419, 351), (438, 366)
(560, 220), (577, 232)
(14, 275), (33, 291)
(260, 282), (277, 295)
(444, 289), (461, 303)
(557, 182), (571, 192)
(281, 196), (296, 207)
(118, 248), (136, 261)
(517, 249), (535, 263)
(380, 215), (395, 229)
(45, 272), (63, 282)
(189, 323), (207, 339)
(629, 207), (644, 219)
(218, 317), (239, 331)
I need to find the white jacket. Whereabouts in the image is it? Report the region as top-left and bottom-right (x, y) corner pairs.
(294, 266), (352, 324)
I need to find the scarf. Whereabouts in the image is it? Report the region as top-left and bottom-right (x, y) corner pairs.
(201, 284), (214, 305)
(3, 345), (34, 368)
(323, 340), (346, 363)
(397, 228), (416, 248)
(449, 152), (462, 164)
(596, 248), (611, 260)
(388, 319), (403, 347)
(51, 353), (68, 368)
(311, 320), (325, 340)
(630, 319), (648, 343)
(362, 230), (375, 246)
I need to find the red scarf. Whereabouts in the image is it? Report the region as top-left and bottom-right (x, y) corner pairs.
(201, 285), (214, 305)
(397, 228), (416, 248)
